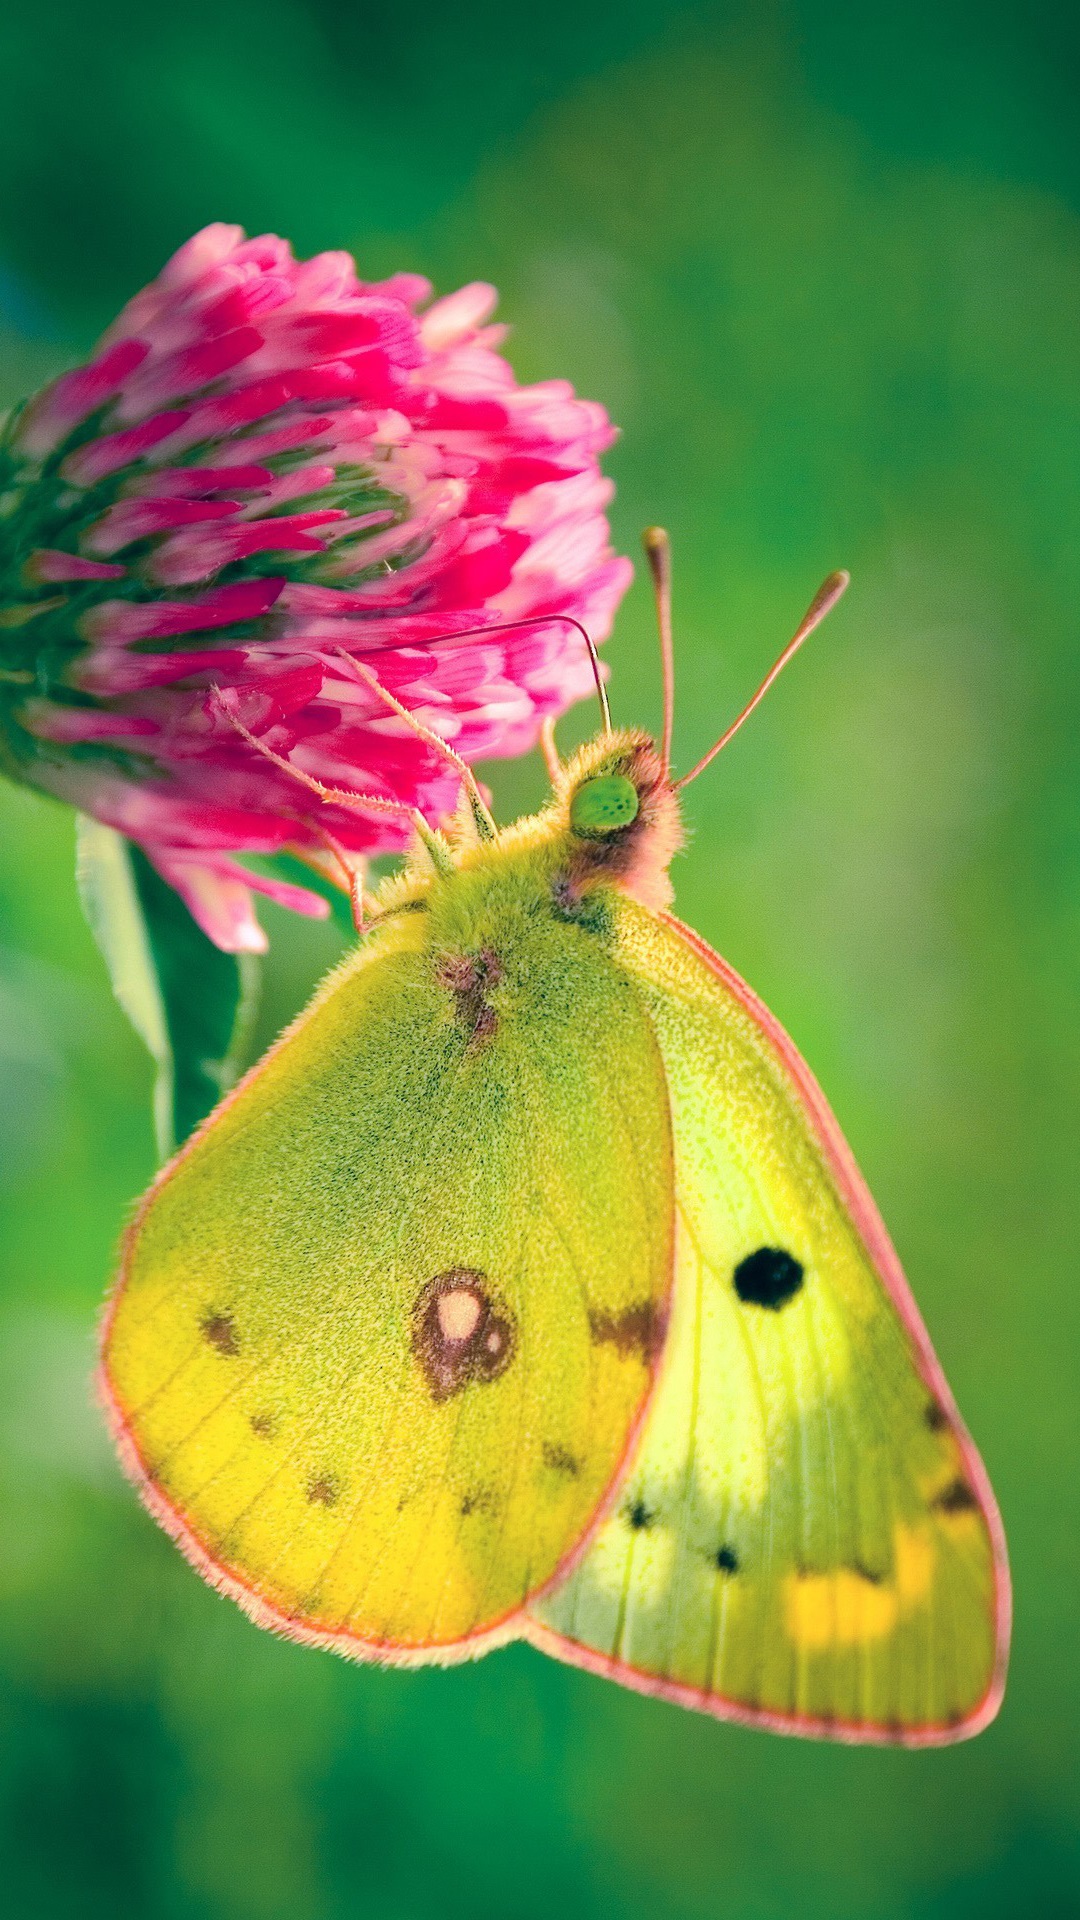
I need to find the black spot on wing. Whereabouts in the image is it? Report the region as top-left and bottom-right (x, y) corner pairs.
(932, 1477), (979, 1515)
(625, 1499), (654, 1532)
(733, 1248), (804, 1310)
(924, 1400), (951, 1432)
(713, 1545), (739, 1574)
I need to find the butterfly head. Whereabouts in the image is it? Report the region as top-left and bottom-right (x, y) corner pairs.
(365, 535), (847, 927)
(554, 726), (683, 912)
(528, 536), (846, 918)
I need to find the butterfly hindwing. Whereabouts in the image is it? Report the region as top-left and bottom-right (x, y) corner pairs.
(527, 903), (1009, 1741)
(102, 893), (674, 1660)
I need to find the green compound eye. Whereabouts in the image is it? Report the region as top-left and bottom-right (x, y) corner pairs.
(569, 773), (641, 838)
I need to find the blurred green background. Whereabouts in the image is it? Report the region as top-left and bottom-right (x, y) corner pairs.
(1, 1), (1078, 1914)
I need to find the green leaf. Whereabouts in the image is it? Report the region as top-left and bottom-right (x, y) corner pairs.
(76, 818), (259, 1160)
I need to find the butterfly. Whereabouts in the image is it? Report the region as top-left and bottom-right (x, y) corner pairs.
(100, 532), (1009, 1744)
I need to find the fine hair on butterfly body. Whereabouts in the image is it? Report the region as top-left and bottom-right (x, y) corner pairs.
(100, 535), (1010, 1744)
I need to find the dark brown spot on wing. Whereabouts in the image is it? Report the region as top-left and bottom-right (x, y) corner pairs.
(412, 1268), (516, 1402)
(249, 1412), (276, 1439)
(460, 1488), (497, 1517)
(550, 874), (615, 937)
(542, 1442), (581, 1477)
(924, 1400), (950, 1432)
(307, 1475), (339, 1507)
(588, 1301), (664, 1359)
(932, 1476), (980, 1514)
(435, 953), (480, 993)
(471, 1003), (498, 1043)
(201, 1311), (239, 1357)
(435, 947), (503, 1046)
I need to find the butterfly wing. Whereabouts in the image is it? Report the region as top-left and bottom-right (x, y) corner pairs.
(527, 904), (1009, 1742)
(102, 902), (674, 1662)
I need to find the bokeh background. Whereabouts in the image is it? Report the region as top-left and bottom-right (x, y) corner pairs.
(1, 2), (1078, 1914)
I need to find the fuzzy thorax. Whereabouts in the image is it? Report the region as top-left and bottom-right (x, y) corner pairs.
(371, 726), (683, 927)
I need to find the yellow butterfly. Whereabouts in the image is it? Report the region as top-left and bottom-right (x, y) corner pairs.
(100, 534), (1009, 1744)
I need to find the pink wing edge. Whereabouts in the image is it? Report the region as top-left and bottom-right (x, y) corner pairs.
(96, 950), (679, 1674)
(521, 910), (1012, 1747)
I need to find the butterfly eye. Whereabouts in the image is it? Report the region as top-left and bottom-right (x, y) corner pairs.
(569, 773), (640, 838)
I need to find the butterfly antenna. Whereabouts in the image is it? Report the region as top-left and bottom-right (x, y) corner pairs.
(521, 614), (609, 733)
(397, 612), (611, 735)
(332, 649), (497, 841)
(642, 527), (675, 777)
(675, 570), (850, 790)
(320, 611), (610, 735)
(575, 617), (612, 734)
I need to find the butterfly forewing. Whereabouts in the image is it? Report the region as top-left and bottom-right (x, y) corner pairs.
(103, 900), (674, 1659)
(527, 903), (1008, 1741)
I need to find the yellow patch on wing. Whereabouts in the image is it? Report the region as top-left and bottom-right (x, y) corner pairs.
(785, 1523), (936, 1649)
(894, 1519), (937, 1604)
(786, 1569), (897, 1648)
